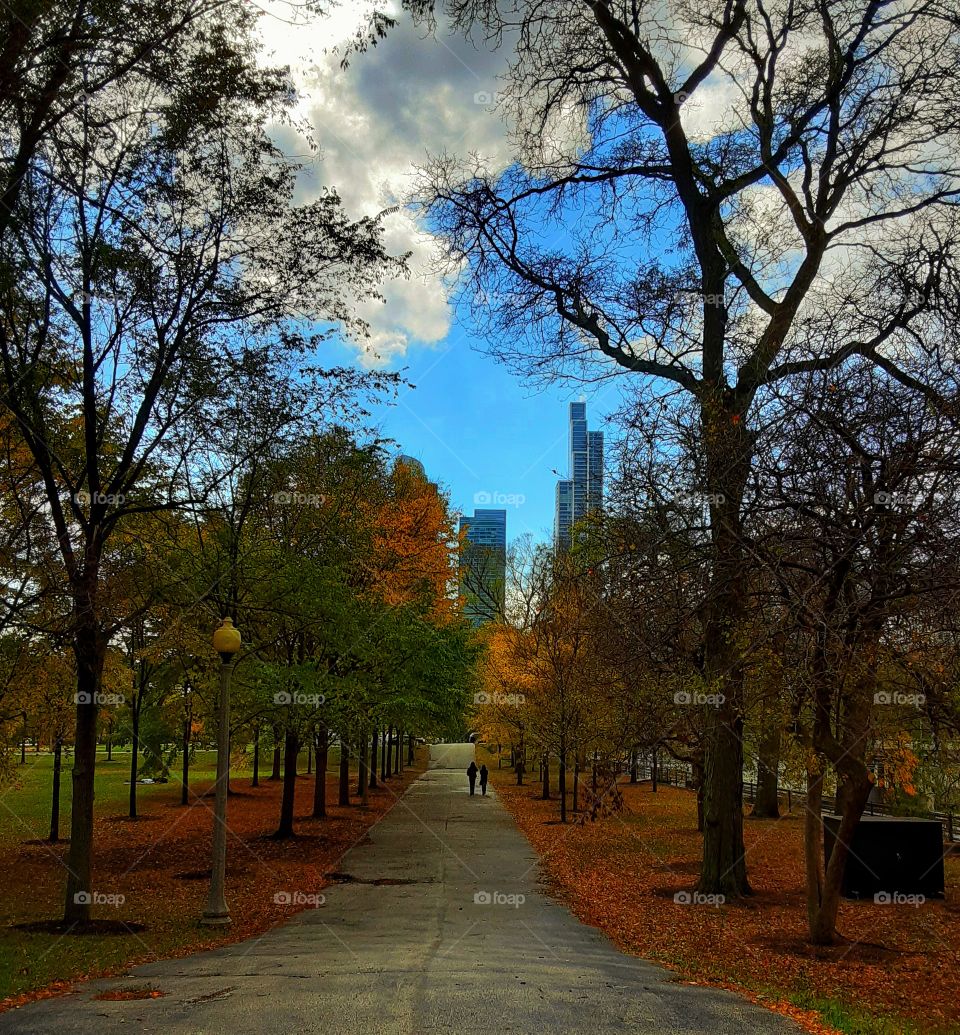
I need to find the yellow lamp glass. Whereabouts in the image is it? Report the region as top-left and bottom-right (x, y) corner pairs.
(212, 617), (241, 655)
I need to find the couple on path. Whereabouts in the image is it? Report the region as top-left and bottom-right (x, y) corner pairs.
(466, 761), (488, 796)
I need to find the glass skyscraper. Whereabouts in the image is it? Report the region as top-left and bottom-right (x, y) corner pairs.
(554, 401), (603, 551)
(459, 509), (506, 625)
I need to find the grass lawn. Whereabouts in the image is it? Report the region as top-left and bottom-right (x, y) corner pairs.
(0, 745), (421, 1009)
(486, 749), (960, 1035)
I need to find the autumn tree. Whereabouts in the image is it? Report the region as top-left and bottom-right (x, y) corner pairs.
(416, 0), (960, 896)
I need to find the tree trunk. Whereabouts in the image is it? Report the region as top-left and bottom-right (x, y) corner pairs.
(651, 751), (658, 793)
(270, 725), (282, 780)
(128, 693), (140, 819)
(63, 602), (107, 925)
(251, 724), (259, 788)
(407, 732), (414, 764)
(629, 749), (638, 783)
(385, 726), (393, 779)
(312, 727), (328, 819)
(393, 728), (400, 774)
(359, 734), (369, 806)
(697, 409), (752, 898)
(559, 740), (567, 823)
(306, 739), (312, 775)
(806, 765), (872, 944)
(339, 739), (350, 805)
(572, 760), (579, 812)
(181, 713), (191, 805)
(275, 728), (299, 839)
(105, 722), (113, 762)
(541, 753), (550, 799)
(369, 727), (378, 789)
(49, 736), (63, 842)
(752, 722), (781, 819)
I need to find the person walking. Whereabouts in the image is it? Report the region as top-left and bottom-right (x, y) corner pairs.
(467, 761), (478, 796)
(479, 764), (489, 796)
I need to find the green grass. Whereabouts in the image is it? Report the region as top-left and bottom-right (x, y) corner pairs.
(788, 992), (957, 1035)
(0, 743), (355, 1003)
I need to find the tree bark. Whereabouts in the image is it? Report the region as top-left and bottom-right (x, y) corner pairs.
(63, 592), (107, 925)
(369, 727), (378, 789)
(312, 726), (328, 819)
(270, 725), (282, 780)
(181, 711), (191, 805)
(384, 726), (393, 779)
(128, 691), (140, 819)
(339, 739), (350, 805)
(49, 736), (63, 842)
(275, 728), (299, 838)
(697, 404), (753, 897)
(559, 740), (567, 823)
(359, 734), (369, 806)
(752, 722), (781, 819)
(251, 724), (259, 788)
(541, 753), (550, 799)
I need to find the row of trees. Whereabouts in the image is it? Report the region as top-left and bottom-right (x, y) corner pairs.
(475, 359), (960, 945)
(0, 0), (475, 925)
(412, 0), (960, 917)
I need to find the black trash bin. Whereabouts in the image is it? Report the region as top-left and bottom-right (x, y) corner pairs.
(823, 814), (945, 899)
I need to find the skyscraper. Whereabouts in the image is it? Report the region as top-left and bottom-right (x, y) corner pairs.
(459, 509), (506, 625)
(554, 401), (603, 551)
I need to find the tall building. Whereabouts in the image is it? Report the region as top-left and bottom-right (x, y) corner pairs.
(554, 401), (604, 551)
(459, 509), (506, 626)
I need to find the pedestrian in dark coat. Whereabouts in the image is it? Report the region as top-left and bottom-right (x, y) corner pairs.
(467, 761), (478, 795)
(479, 764), (489, 795)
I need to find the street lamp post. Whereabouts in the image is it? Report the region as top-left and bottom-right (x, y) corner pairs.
(201, 617), (241, 926)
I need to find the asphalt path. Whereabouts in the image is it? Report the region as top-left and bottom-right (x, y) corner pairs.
(1, 744), (799, 1034)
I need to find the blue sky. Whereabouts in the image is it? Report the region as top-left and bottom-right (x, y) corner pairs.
(364, 326), (615, 547)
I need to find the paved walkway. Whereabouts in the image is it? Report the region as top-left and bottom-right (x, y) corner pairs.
(1, 747), (798, 1034)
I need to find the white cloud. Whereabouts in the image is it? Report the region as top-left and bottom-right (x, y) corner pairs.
(255, 2), (512, 366)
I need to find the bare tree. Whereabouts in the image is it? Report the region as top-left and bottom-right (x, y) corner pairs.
(416, 0), (960, 894)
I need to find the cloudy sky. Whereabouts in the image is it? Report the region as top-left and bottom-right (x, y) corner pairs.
(256, 0), (615, 543)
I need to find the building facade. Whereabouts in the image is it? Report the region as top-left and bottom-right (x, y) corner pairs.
(459, 508), (506, 625)
(554, 401), (604, 551)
